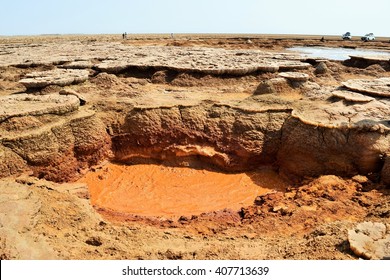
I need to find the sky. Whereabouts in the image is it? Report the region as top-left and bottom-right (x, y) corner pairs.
(1, 0), (389, 37)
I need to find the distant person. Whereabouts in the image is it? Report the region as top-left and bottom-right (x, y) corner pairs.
(122, 33), (125, 39)
(171, 33), (174, 39)
(124, 32), (127, 39)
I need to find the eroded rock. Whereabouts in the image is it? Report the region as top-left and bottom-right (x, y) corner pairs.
(90, 72), (127, 88)
(0, 145), (28, 178)
(113, 101), (292, 170)
(342, 77), (390, 97)
(254, 80), (276, 95)
(60, 60), (94, 69)
(277, 97), (390, 180)
(348, 222), (390, 259)
(19, 69), (89, 89)
(151, 70), (169, 84)
(0, 93), (80, 122)
(0, 93), (110, 182)
(59, 89), (87, 106)
(314, 61), (329, 75)
(1, 40), (390, 186)
(0, 41), (312, 76)
(331, 90), (374, 102)
(278, 72), (309, 82)
(345, 55), (390, 70)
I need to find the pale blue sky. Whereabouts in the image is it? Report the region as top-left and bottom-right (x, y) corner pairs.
(1, 0), (389, 37)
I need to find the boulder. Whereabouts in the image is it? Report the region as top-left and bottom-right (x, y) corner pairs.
(254, 80), (276, 95)
(314, 61), (329, 75)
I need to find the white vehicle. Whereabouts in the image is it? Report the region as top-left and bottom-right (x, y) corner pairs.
(361, 33), (375, 41)
(342, 32), (352, 40)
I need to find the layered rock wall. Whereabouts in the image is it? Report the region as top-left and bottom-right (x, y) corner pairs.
(278, 117), (390, 180)
(110, 101), (389, 184)
(112, 103), (291, 170)
(0, 94), (111, 182)
(1, 42), (389, 185)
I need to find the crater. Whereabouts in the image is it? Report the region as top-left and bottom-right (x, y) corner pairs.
(1, 35), (390, 260)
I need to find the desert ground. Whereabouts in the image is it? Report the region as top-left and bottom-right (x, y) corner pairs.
(0, 34), (389, 260)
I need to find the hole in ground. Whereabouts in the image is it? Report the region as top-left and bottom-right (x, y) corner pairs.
(78, 162), (289, 218)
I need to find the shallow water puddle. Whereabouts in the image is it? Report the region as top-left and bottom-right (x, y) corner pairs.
(78, 163), (288, 218)
(288, 46), (390, 61)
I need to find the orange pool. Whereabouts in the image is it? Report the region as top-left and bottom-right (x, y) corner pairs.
(79, 163), (288, 218)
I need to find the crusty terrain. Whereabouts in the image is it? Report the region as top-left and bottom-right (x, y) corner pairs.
(0, 34), (389, 260)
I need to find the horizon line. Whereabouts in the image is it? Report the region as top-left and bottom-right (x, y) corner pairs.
(1, 32), (390, 39)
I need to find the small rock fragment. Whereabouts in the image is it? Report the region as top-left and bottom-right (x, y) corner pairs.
(85, 236), (103, 246)
(254, 80), (275, 95)
(151, 70), (169, 84)
(314, 62), (329, 75)
(59, 89), (87, 105)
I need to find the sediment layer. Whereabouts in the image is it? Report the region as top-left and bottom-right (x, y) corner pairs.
(0, 93), (110, 181)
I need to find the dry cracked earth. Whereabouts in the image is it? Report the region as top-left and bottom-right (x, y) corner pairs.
(0, 34), (390, 260)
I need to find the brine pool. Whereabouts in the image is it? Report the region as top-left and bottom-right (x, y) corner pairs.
(79, 163), (289, 218)
(288, 46), (390, 61)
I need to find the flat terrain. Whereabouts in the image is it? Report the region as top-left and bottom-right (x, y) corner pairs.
(0, 34), (389, 260)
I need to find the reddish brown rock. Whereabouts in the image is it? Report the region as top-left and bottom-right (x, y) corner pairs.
(0, 93), (110, 182)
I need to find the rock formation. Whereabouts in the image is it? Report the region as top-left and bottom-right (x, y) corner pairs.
(113, 99), (292, 170)
(314, 61), (329, 75)
(278, 71), (309, 82)
(331, 90), (374, 102)
(0, 40), (389, 185)
(0, 93), (110, 182)
(345, 55), (390, 70)
(0, 42), (310, 76)
(342, 77), (390, 97)
(1, 36), (390, 261)
(20, 69), (89, 89)
(348, 222), (390, 259)
(253, 80), (276, 95)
